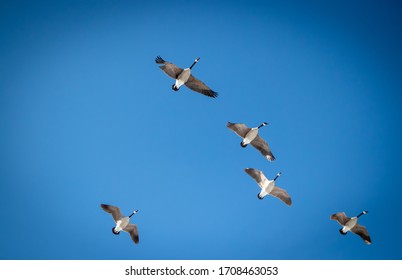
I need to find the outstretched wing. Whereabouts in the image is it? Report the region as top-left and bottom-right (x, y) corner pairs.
(330, 212), (350, 226)
(155, 56), (183, 79)
(244, 168), (266, 187)
(250, 135), (275, 161)
(270, 186), (292, 206)
(185, 75), (218, 98)
(227, 122), (251, 138)
(100, 204), (123, 222)
(124, 224), (139, 244)
(351, 224), (371, 245)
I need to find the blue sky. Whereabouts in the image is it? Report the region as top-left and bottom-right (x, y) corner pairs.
(0, 0), (401, 260)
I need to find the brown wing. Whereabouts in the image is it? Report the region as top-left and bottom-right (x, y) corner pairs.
(100, 204), (123, 222)
(244, 168), (265, 186)
(270, 186), (292, 206)
(351, 224), (371, 245)
(227, 122), (251, 138)
(330, 212), (351, 226)
(155, 56), (183, 79)
(124, 224), (139, 244)
(184, 75), (218, 98)
(250, 135), (275, 161)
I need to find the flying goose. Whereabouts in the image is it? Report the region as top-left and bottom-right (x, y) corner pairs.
(100, 204), (139, 244)
(330, 211), (371, 244)
(155, 56), (218, 98)
(227, 122), (275, 161)
(244, 168), (292, 206)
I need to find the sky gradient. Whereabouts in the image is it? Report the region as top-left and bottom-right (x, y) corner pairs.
(1, 0), (401, 259)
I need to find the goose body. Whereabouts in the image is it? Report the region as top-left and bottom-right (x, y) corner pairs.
(100, 204), (139, 244)
(227, 122), (275, 161)
(244, 168), (292, 206)
(155, 56), (218, 98)
(330, 211), (371, 244)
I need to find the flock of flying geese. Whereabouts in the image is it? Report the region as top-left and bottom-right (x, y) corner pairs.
(100, 56), (372, 246)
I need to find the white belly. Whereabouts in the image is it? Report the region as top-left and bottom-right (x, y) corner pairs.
(264, 181), (275, 194)
(115, 217), (130, 232)
(243, 128), (258, 145)
(175, 68), (191, 89)
(259, 180), (274, 198)
(343, 218), (358, 232)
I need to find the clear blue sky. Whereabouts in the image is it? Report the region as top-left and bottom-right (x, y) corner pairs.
(1, 0), (401, 260)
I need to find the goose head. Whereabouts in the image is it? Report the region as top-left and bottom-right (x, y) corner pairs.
(129, 210), (139, 218)
(258, 122), (268, 128)
(171, 84), (179, 91)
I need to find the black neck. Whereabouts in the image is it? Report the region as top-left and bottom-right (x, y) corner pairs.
(189, 58), (199, 69)
(258, 123), (266, 129)
(274, 174), (280, 181)
(357, 211), (366, 218)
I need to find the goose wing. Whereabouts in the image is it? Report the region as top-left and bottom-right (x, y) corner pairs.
(155, 56), (183, 79)
(227, 122), (251, 138)
(184, 75), (218, 98)
(124, 224), (139, 244)
(270, 186), (292, 206)
(351, 224), (371, 244)
(244, 168), (267, 188)
(250, 135), (275, 161)
(330, 212), (351, 226)
(100, 204), (124, 222)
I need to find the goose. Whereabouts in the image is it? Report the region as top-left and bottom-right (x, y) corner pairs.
(330, 211), (371, 244)
(100, 204), (139, 244)
(227, 122), (275, 161)
(244, 168), (292, 206)
(155, 56), (218, 98)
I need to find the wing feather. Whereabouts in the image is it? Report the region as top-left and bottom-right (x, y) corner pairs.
(270, 186), (292, 206)
(124, 224), (139, 244)
(250, 135), (275, 161)
(244, 168), (266, 186)
(227, 122), (251, 138)
(351, 224), (371, 244)
(185, 75), (218, 98)
(330, 212), (351, 226)
(100, 204), (123, 222)
(155, 56), (183, 79)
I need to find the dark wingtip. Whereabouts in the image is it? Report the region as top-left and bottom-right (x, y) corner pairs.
(226, 121), (232, 127)
(203, 89), (218, 98)
(155, 56), (165, 64)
